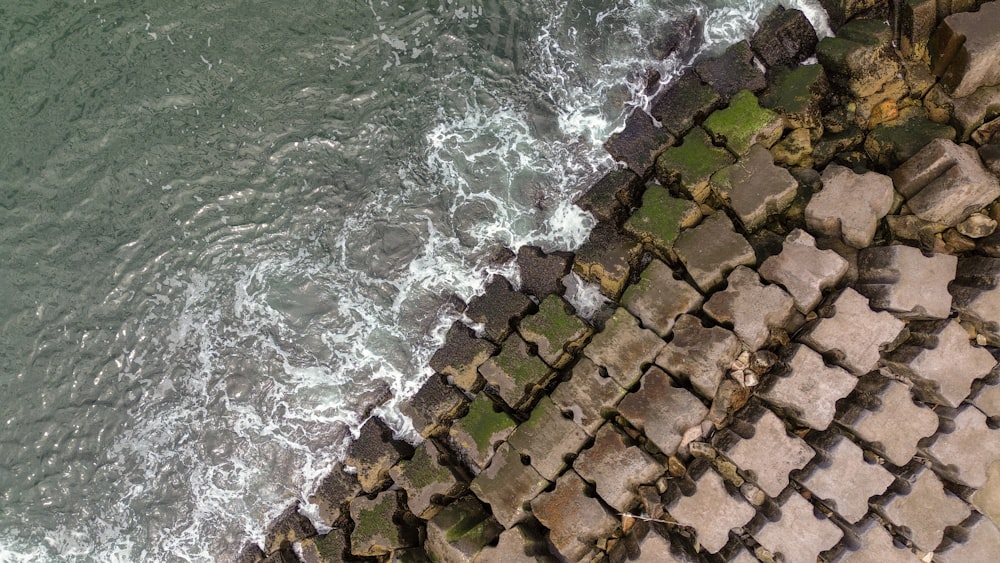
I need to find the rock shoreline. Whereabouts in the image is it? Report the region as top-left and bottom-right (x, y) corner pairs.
(241, 1), (1000, 561)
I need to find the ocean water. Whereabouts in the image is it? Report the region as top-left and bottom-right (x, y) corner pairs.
(0, 1), (828, 560)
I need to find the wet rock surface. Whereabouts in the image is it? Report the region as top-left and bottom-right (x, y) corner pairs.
(242, 4), (1000, 560)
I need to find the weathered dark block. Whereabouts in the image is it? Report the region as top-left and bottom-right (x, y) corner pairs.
(604, 109), (675, 177)
(650, 69), (723, 137)
(750, 7), (818, 69)
(345, 416), (415, 493)
(465, 276), (535, 344)
(572, 223), (643, 299)
(574, 168), (643, 225)
(308, 462), (361, 527)
(264, 501), (318, 554)
(401, 374), (469, 439)
(695, 40), (766, 102)
(515, 246), (571, 299)
(429, 322), (497, 392)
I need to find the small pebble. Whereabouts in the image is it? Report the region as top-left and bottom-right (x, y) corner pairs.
(688, 441), (716, 459)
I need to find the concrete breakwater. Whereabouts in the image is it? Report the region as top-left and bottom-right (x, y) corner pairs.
(239, 1), (1000, 561)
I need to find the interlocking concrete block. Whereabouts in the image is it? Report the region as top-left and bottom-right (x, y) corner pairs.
(885, 319), (997, 407)
(937, 513), (1000, 563)
(711, 144), (798, 231)
(656, 314), (741, 399)
(656, 126), (736, 203)
(753, 491), (843, 563)
(751, 6), (818, 68)
(298, 530), (350, 563)
(584, 308), (665, 389)
(891, 139), (1000, 227)
(573, 223), (643, 299)
(973, 379), (1000, 420)
(618, 366), (709, 456)
(389, 440), (464, 519)
(507, 396), (590, 481)
(479, 332), (552, 411)
(723, 406), (815, 497)
(346, 417), (415, 493)
(856, 245), (957, 320)
(703, 90), (784, 157)
(624, 186), (702, 260)
(973, 460), (1000, 529)
(604, 108), (675, 177)
(759, 228), (849, 314)
(833, 518), (921, 562)
(668, 467), (756, 553)
(650, 69), (724, 138)
(448, 394), (516, 474)
(574, 424), (663, 513)
(799, 288), (905, 376)
(350, 491), (417, 557)
(516, 245), (572, 299)
(674, 212), (756, 293)
(704, 266), (796, 351)
(550, 357), (626, 436)
(695, 41), (767, 102)
(518, 295), (591, 370)
(629, 531), (689, 563)
(425, 496), (503, 563)
(924, 406), (1000, 488)
(876, 467), (971, 552)
(574, 168), (641, 226)
(470, 442), (550, 529)
(622, 259), (703, 339)
(806, 164), (895, 249)
(838, 376), (939, 467)
(951, 256), (1000, 346)
(931, 2), (1000, 98)
(264, 502), (318, 554)
(531, 470), (618, 562)
(401, 374), (469, 438)
(308, 462), (361, 528)
(796, 434), (894, 524)
(465, 276), (535, 344)
(430, 322), (497, 392)
(760, 345), (858, 431)
(472, 525), (554, 563)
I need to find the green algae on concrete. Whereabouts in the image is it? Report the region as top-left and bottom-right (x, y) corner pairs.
(350, 491), (413, 557)
(425, 496), (503, 561)
(299, 531), (348, 563)
(518, 295), (592, 369)
(760, 64), (829, 134)
(864, 107), (957, 168)
(449, 394), (516, 470)
(390, 440), (462, 518)
(703, 89), (783, 156)
(655, 126), (736, 202)
(624, 185), (702, 259)
(479, 333), (552, 409)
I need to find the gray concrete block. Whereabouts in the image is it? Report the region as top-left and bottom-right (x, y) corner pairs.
(655, 314), (741, 400)
(753, 490), (843, 563)
(806, 164), (895, 249)
(723, 405), (815, 498)
(833, 518), (921, 562)
(622, 259), (703, 339)
(550, 357), (626, 436)
(674, 212), (756, 293)
(711, 144), (799, 231)
(618, 366), (709, 456)
(759, 228), (849, 314)
(667, 467), (756, 553)
(876, 467), (970, 552)
(470, 442), (550, 529)
(799, 288), (905, 376)
(507, 396), (590, 481)
(951, 255), (1000, 346)
(973, 460), (1000, 529)
(924, 406), (1000, 488)
(472, 525), (554, 563)
(838, 376), (939, 467)
(932, 2), (1000, 98)
(583, 307), (665, 389)
(856, 245), (958, 320)
(530, 470), (618, 562)
(797, 434), (895, 524)
(703, 265), (796, 351)
(760, 345), (858, 431)
(425, 496), (503, 563)
(574, 424), (663, 513)
(937, 513), (1000, 563)
(890, 139), (1000, 227)
(973, 379), (1000, 420)
(885, 319), (997, 407)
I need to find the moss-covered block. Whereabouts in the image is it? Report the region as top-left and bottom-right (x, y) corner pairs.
(425, 496), (503, 562)
(518, 295), (592, 369)
(655, 126), (736, 202)
(703, 90), (783, 156)
(350, 491), (415, 557)
(864, 107), (957, 169)
(299, 531), (349, 563)
(816, 18), (899, 99)
(389, 440), (464, 519)
(478, 333), (551, 410)
(448, 394), (516, 473)
(624, 185), (702, 259)
(760, 64), (829, 134)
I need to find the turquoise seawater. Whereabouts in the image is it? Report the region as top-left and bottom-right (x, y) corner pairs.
(0, 1), (826, 560)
